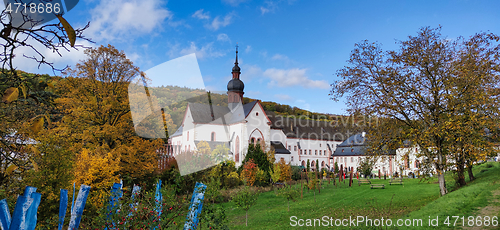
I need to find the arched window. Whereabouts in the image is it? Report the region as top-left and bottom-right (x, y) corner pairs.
(187, 131), (189, 141)
(319, 150), (322, 155)
(315, 150), (317, 155)
(211, 132), (216, 141)
(341, 149), (344, 153)
(309, 150), (311, 155)
(235, 136), (240, 163)
(251, 137), (255, 144)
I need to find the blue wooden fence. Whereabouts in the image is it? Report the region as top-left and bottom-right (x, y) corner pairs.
(0, 181), (207, 230)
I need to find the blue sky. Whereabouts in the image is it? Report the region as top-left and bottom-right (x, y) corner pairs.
(13, 0), (500, 115)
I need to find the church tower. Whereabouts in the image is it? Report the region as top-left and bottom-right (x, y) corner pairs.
(227, 45), (244, 110)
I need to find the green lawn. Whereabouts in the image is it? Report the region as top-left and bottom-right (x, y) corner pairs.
(216, 162), (500, 229)
(219, 176), (440, 229)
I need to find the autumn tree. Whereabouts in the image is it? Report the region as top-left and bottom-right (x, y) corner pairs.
(54, 45), (163, 208)
(277, 158), (291, 182)
(331, 27), (500, 195)
(240, 159), (258, 186)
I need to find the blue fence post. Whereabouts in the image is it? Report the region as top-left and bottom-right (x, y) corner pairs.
(128, 185), (141, 218)
(68, 184), (91, 230)
(26, 192), (41, 230)
(183, 182), (207, 230)
(58, 189), (68, 230)
(9, 186), (41, 230)
(155, 180), (162, 217)
(0, 199), (11, 230)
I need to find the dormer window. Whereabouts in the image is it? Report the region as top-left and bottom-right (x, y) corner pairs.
(341, 149), (344, 153)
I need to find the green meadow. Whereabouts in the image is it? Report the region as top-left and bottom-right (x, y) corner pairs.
(217, 162), (500, 229)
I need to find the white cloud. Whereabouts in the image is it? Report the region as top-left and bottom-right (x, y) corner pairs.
(222, 0), (249, 6)
(260, 1), (277, 14)
(275, 94), (293, 101)
(245, 45), (252, 53)
(217, 33), (231, 42)
(260, 0), (296, 15)
(178, 42), (226, 59)
(12, 33), (94, 73)
(192, 9), (210, 20)
(206, 13), (234, 30)
(87, 0), (174, 42)
(271, 53), (289, 61)
(241, 64), (263, 82)
(295, 99), (310, 110)
(263, 68), (329, 89)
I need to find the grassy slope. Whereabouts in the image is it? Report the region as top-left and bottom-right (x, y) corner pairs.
(218, 162), (500, 229)
(219, 178), (440, 229)
(402, 162), (500, 229)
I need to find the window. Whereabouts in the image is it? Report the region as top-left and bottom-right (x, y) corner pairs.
(235, 136), (240, 163)
(351, 157), (353, 162)
(341, 149), (344, 153)
(294, 146), (297, 151)
(251, 137), (255, 144)
(257, 138), (261, 143)
(256, 112), (259, 116)
(320, 144), (322, 147)
(315, 150), (317, 155)
(211, 132), (216, 141)
(187, 131), (189, 141)
(300, 150), (302, 155)
(288, 145), (291, 150)
(291, 156), (294, 161)
(309, 150), (311, 155)
(351, 148), (354, 152)
(319, 150), (322, 155)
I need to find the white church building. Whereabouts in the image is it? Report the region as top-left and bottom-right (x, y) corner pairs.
(167, 48), (422, 176)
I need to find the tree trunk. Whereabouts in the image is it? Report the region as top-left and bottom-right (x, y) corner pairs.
(456, 154), (466, 186)
(437, 171), (447, 196)
(436, 153), (448, 196)
(467, 162), (475, 182)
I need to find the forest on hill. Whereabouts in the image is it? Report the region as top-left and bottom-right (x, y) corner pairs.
(149, 84), (355, 134)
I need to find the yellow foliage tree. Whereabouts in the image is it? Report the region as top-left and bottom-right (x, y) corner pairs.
(73, 148), (120, 211)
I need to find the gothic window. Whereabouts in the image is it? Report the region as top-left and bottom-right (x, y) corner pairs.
(211, 132), (216, 141)
(235, 136), (240, 163)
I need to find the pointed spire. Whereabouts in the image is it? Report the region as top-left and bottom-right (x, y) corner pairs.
(235, 43), (239, 64)
(232, 44), (240, 74)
